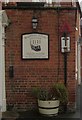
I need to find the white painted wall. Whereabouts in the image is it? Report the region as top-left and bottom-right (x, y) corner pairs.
(0, 12), (3, 111)
(2, 26), (6, 112)
(77, 42), (81, 85)
(0, 10), (8, 112)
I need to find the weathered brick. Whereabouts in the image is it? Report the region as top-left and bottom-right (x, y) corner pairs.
(4, 7), (79, 110)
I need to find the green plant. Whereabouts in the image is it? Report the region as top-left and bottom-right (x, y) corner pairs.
(53, 83), (68, 104)
(32, 83), (68, 104)
(32, 87), (51, 100)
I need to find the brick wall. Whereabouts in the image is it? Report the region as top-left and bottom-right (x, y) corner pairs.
(5, 8), (77, 111)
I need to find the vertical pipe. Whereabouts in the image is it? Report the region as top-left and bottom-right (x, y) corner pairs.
(64, 52), (67, 87)
(57, 6), (60, 82)
(63, 52), (67, 112)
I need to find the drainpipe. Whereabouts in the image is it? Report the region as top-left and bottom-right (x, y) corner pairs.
(64, 52), (67, 87)
(63, 50), (68, 112)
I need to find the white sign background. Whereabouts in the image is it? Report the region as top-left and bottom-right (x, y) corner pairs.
(22, 33), (49, 59)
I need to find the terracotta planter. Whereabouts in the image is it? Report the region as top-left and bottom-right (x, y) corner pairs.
(38, 99), (60, 116)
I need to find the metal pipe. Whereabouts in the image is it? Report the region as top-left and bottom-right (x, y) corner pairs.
(63, 52), (67, 112)
(64, 52), (67, 87)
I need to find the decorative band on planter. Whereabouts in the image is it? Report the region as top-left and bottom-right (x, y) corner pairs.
(38, 100), (60, 116)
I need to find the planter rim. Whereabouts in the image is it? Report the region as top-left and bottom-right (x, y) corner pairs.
(38, 99), (59, 102)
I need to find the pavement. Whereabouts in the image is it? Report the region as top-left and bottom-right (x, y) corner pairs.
(1, 84), (81, 120)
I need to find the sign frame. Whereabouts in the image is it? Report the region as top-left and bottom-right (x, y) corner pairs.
(21, 32), (49, 60)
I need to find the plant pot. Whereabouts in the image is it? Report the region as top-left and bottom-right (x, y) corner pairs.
(38, 99), (60, 116)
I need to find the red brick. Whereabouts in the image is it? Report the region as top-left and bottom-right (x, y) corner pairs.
(4, 8), (78, 110)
